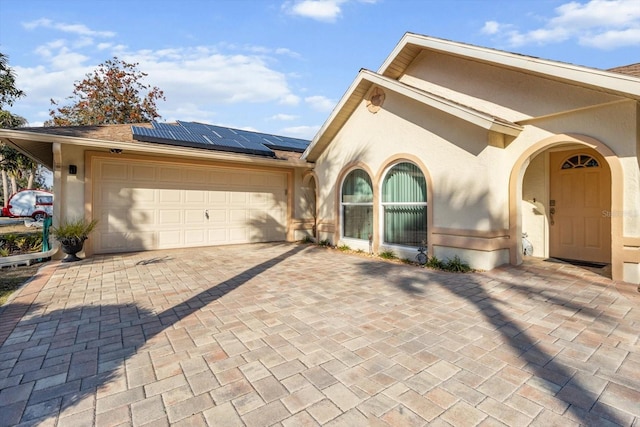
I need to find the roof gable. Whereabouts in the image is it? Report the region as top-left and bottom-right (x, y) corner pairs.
(380, 33), (640, 100)
(303, 33), (640, 162)
(302, 70), (522, 161)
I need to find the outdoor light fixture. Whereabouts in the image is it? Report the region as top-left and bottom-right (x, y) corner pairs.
(110, 148), (123, 154)
(68, 165), (77, 175)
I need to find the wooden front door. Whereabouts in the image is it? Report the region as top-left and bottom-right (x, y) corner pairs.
(549, 149), (611, 263)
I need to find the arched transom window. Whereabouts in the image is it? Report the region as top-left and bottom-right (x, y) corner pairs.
(562, 154), (599, 169)
(341, 169), (373, 240)
(382, 162), (427, 247)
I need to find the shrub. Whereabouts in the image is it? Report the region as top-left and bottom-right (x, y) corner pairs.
(379, 250), (397, 260)
(0, 233), (43, 256)
(444, 255), (471, 273)
(337, 244), (351, 252)
(52, 218), (98, 246)
(318, 239), (332, 247)
(426, 256), (444, 270)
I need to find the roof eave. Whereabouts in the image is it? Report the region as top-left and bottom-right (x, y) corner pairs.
(379, 33), (640, 100)
(0, 129), (314, 169)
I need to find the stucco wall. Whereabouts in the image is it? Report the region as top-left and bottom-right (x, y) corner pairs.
(402, 51), (621, 122)
(521, 153), (548, 258)
(58, 145), (88, 222)
(315, 91), (510, 231)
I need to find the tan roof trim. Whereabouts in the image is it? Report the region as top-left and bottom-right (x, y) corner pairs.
(0, 128), (313, 169)
(302, 70), (522, 161)
(379, 33), (640, 100)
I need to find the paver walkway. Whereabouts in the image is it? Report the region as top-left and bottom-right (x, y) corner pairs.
(0, 243), (638, 426)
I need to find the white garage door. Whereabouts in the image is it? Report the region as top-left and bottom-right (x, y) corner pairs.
(92, 158), (287, 253)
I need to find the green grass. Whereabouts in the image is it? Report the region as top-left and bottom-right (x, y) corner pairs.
(0, 264), (40, 306)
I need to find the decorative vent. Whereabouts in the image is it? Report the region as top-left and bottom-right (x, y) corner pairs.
(366, 87), (385, 113)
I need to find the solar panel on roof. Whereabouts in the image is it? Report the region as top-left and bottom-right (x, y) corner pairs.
(132, 121), (310, 157)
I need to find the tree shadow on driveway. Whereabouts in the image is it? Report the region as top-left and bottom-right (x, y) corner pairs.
(353, 258), (637, 425)
(0, 244), (307, 425)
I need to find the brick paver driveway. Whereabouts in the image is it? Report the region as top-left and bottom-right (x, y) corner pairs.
(1, 243), (638, 426)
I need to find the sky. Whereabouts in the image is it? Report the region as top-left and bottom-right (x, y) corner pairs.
(0, 0), (638, 140)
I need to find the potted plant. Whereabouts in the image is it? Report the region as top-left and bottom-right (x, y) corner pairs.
(52, 217), (98, 262)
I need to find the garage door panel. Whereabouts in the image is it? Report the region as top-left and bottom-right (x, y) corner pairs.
(185, 190), (206, 204)
(101, 231), (152, 252)
(186, 170), (207, 183)
(131, 209), (155, 225)
(185, 230), (206, 245)
(229, 227), (249, 242)
(229, 209), (249, 223)
(159, 189), (181, 203)
(159, 210), (181, 224)
(158, 230), (182, 247)
(185, 210), (205, 224)
(101, 163), (128, 180)
(101, 212), (131, 232)
(208, 228), (227, 243)
(103, 188), (133, 206)
(230, 193), (249, 204)
(132, 165), (156, 181)
(159, 167), (182, 183)
(133, 188), (156, 203)
(210, 171), (230, 185)
(208, 191), (227, 204)
(208, 210), (227, 222)
(93, 159), (287, 253)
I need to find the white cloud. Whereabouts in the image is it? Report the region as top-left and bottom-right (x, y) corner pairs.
(12, 18), (306, 130)
(270, 114), (299, 121)
(305, 95), (335, 112)
(481, 21), (502, 35)
(284, 0), (345, 22)
(280, 125), (320, 139)
(22, 18), (115, 38)
(482, 0), (640, 49)
(282, 0), (376, 23)
(582, 27), (640, 48)
(14, 41), (303, 126)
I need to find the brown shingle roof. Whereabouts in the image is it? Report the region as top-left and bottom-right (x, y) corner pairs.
(608, 63), (640, 77)
(18, 123), (152, 143)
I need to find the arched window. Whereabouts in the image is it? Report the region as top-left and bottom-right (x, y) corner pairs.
(341, 169), (373, 240)
(382, 162), (427, 247)
(561, 154), (599, 169)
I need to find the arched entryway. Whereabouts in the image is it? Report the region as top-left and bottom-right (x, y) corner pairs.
(510, 134), (624, 281)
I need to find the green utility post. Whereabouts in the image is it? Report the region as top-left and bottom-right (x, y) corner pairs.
(42, 216), (52, 252)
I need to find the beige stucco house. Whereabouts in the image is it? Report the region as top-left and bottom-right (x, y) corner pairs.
(302, 33), (640, 285)
(0, 122), (316, 255)
(2, 32), (639, 285)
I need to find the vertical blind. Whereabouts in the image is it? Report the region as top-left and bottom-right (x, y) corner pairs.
(382, 163), (427, 246)
(342, 169), (373, 240)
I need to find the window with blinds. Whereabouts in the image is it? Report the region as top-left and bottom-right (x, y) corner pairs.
(341, 169), (373, 240)
(382, 162), (427, 247)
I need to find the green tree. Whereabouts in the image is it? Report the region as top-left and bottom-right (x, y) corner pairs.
(47, 57), (165, 126)
(0, 52), (38, 207)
